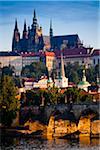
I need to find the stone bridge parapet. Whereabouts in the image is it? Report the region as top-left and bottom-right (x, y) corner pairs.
(44, 103), (99, 120)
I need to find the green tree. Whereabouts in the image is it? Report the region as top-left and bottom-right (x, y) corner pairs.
(86, 66), (96, 83)
(0, 75), (19, 126)
(21, 61), (48, 79)
(65, 62), (82, 84)
(2, 66), (15, 76)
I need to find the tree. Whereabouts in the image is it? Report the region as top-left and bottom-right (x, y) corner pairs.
(0, 75), (19, 126)
(2, 66), (15, 76)
(21, 61), (48, 79)
(86, 66), (96, 83)
(65, 62), (82, 84)
(65, 62), (99, 84)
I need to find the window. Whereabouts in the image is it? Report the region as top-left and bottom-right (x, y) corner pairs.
(82, 60), (84, 64)
(98, 59), (99, 65)
(93, 59), (95, 64)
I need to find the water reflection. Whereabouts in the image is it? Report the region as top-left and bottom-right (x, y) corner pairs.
(0, 136), (100, 150)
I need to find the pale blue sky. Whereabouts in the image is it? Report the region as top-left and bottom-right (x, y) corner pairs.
(0, 1), (99, 51)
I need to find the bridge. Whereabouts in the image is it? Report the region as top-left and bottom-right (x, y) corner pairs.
(19, 103), (99, 124)
(44, 103), (99, 120)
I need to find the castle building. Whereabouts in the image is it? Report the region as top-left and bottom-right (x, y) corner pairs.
(40, 51), (55, 75)
(21, 52), (40, 67)
(12, 10), (84, 53)
(12, 10), (44, 53)
(91, 49), (100, 66)
(49, 21), (83, 50)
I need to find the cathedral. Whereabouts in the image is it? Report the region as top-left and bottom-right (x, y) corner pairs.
(12, 10), (44, 53)
(12, 10), (82, 53)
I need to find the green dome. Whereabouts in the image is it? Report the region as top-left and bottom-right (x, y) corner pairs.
(78, 81), (90, 86)
(47, 78), (53, 83)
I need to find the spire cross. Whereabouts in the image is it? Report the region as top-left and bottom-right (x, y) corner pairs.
(34, 9), (36, 19)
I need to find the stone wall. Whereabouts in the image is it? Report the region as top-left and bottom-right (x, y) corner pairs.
(91, 120), (100, 135)
(47, 115), (100, 137)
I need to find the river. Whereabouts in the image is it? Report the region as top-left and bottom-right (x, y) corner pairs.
(0, 136), (100, 150)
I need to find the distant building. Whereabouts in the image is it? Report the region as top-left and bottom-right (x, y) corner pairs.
(0, 51), (22, 76)
(23, 76), (48, 89)
(51, 34), (82, 50)
(40, 51), (55, 74)
(55, 47), (93, 71)
(33, 76), (48, 88)
(12, 10), (86, 53)
(91, 49), (100, 66)
(49, 20), (83, 50)
(24, 78), (34, 90)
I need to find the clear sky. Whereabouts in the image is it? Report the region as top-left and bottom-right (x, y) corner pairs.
(0, 1), (99, 51)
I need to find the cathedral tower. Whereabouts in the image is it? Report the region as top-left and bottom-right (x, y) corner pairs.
(20, 20), (28, 52)
(22, 20), (28, 39)
(32, 9), (37, 30)
(12, 11), (44, 53)
(12, 19), (20, 52)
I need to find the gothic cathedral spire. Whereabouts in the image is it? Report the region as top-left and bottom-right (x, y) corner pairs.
(32, 9), (37, 29)
(12, 19), (20, 51)
(50, 20), (53, 50)
(50, 19), (53, 37)
(34, 9), (36, 19)
(15, 19), (18, 31)
(23, 20), (27, 32)
(23, 20), (28, 39)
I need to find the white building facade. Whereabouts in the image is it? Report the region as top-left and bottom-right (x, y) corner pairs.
(21, 52), (40, 67)
(0, 51), (22, 76)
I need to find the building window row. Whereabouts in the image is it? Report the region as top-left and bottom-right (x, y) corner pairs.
(93, 58), (99, 65)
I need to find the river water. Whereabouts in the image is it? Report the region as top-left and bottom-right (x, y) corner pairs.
(0, 136), (100, 150)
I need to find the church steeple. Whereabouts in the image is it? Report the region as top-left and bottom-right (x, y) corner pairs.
(50, 19), (53, 37)
(32, 9), (37, 29)
(50, 20), (53, 50)
(60, 44), (66, 78)
(23, 20), (27, 32)
(15, 19), (18, 31)
(34, 9), (36, 19)
(23, 20), (28, 39)
(12, 19), (20, 51)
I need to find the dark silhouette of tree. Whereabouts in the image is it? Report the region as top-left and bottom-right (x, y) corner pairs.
(0, 75), (19, 126)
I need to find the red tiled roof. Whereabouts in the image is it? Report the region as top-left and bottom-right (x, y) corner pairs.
(21, 51), (55, 57)
(54, 47), (91, 58)
(40, 51), (55, 57)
